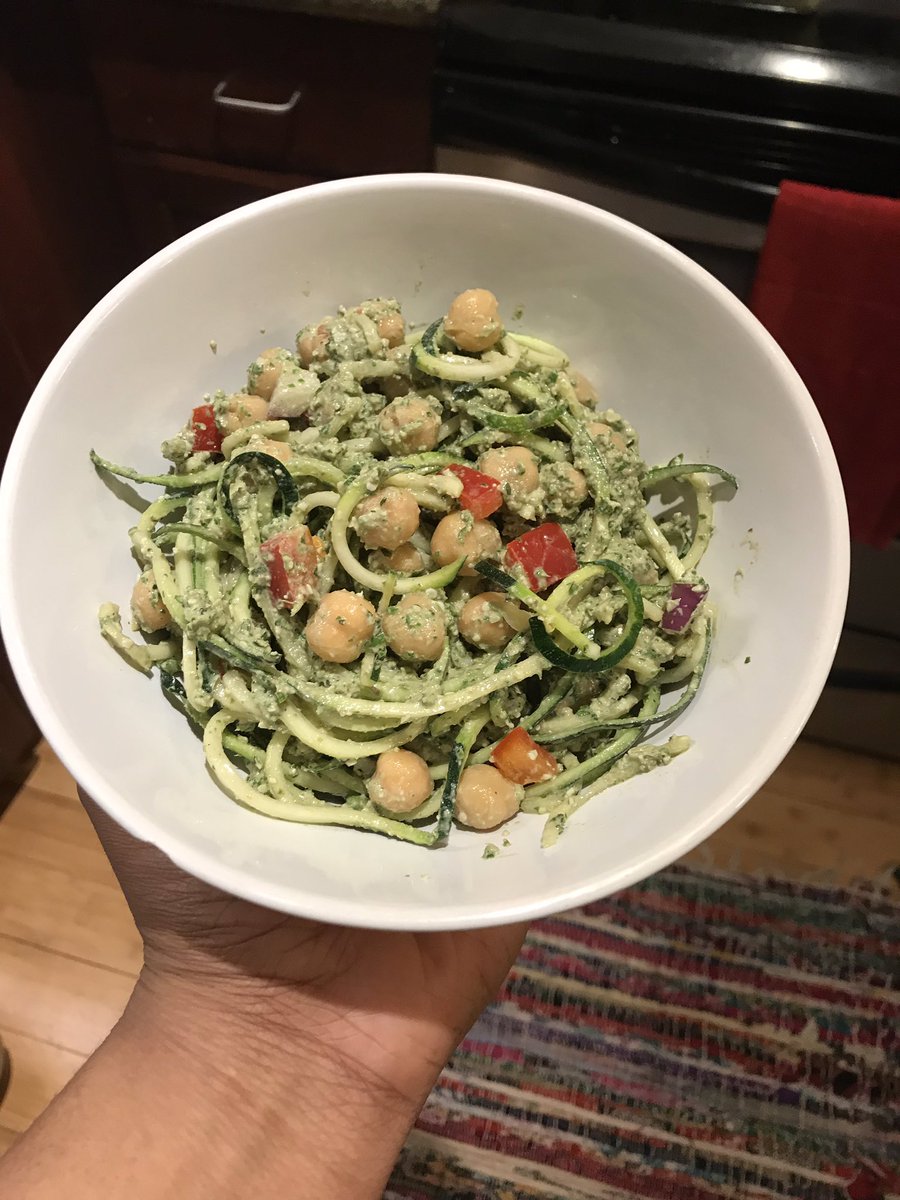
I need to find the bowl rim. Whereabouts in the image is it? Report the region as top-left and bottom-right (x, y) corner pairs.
(0, 172), (849, 929)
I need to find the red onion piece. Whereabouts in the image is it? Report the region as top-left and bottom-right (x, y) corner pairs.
(661, 582), (708, 632)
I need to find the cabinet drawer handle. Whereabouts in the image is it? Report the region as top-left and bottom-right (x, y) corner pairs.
(213, 80), (302, 115)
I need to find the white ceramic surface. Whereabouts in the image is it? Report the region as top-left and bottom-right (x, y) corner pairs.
(0, 175), (848, 930)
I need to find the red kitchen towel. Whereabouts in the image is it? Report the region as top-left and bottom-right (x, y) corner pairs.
(750, 181), (900, 547)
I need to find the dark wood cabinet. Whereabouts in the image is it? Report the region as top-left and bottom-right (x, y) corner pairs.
(0, 2), (134, 792)
(82, 2), (434, 172)
(78, 0), (435, 256)
(112, 149), (322, 256)
(0, 0), (436, 789)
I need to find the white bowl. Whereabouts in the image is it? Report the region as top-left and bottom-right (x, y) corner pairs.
(0, 175), (848, 930)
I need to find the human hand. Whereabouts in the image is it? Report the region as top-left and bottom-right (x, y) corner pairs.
(81, 792), (527, 1198)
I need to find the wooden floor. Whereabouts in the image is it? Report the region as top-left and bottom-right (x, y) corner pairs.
(0, 738), (898, 1155)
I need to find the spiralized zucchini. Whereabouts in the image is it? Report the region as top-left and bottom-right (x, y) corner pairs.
(93, 290), (736, 848)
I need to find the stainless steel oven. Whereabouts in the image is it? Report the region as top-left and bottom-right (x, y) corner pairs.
(435, 0), (899, 299)
(434, 0), (900, 755)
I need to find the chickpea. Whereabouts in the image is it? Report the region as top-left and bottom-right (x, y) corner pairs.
(571, 370), (598, 406)
(383, 594), (446, 663)
(458, 592), (518, 650)
(354, 487), (420, 552)
(431, 511), (501, 577)
(250, 347), (287, 401)
(541, 462), (588, 515)
(131, 571), (170, 633)
(367, 749), (432, 814)
(455, 764), (520, 830)
(444, 288), (503, 353)
(305, 590), (376, 664)
(377, 310), (405, 348)
(377, 395), (441, 454)
(217, 393), (269, 436)
(386, 542), (425, 574)
(479, 446), (540, 506)
(297, 322), (330, 367)
(246, 436), (293, 465)
(352, 301), (405, 350)
(587, 420), (627, 454)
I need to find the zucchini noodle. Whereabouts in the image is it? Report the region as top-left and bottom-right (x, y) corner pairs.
(295, 490), (339, 522)
(523, 688), (662, 811)
(282, 703), (427, 762)
(94, 290), (736, 848)
(264, 728), (323, 805)
(221, 420), (291, 459)
(639, 510), (686, 580)
(681, 475), (715, 573)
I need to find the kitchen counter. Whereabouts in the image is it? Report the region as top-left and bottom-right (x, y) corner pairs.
(186, 0), (439, 27)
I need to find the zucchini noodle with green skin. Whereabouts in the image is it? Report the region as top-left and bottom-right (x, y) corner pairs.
(93, 288), (736, 847)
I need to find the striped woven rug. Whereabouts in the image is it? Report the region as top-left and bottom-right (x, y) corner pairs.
(388, 864), (900, 1200)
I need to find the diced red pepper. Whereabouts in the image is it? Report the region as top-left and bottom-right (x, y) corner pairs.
(260, 527), (319, 609)
(491, 726), (559, 785)
(191, 403), (222, 454)
(446, 464), (503, 519)
(505, 522), (578, 592)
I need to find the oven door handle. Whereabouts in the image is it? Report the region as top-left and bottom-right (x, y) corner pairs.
(439, 1), (900, 101)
